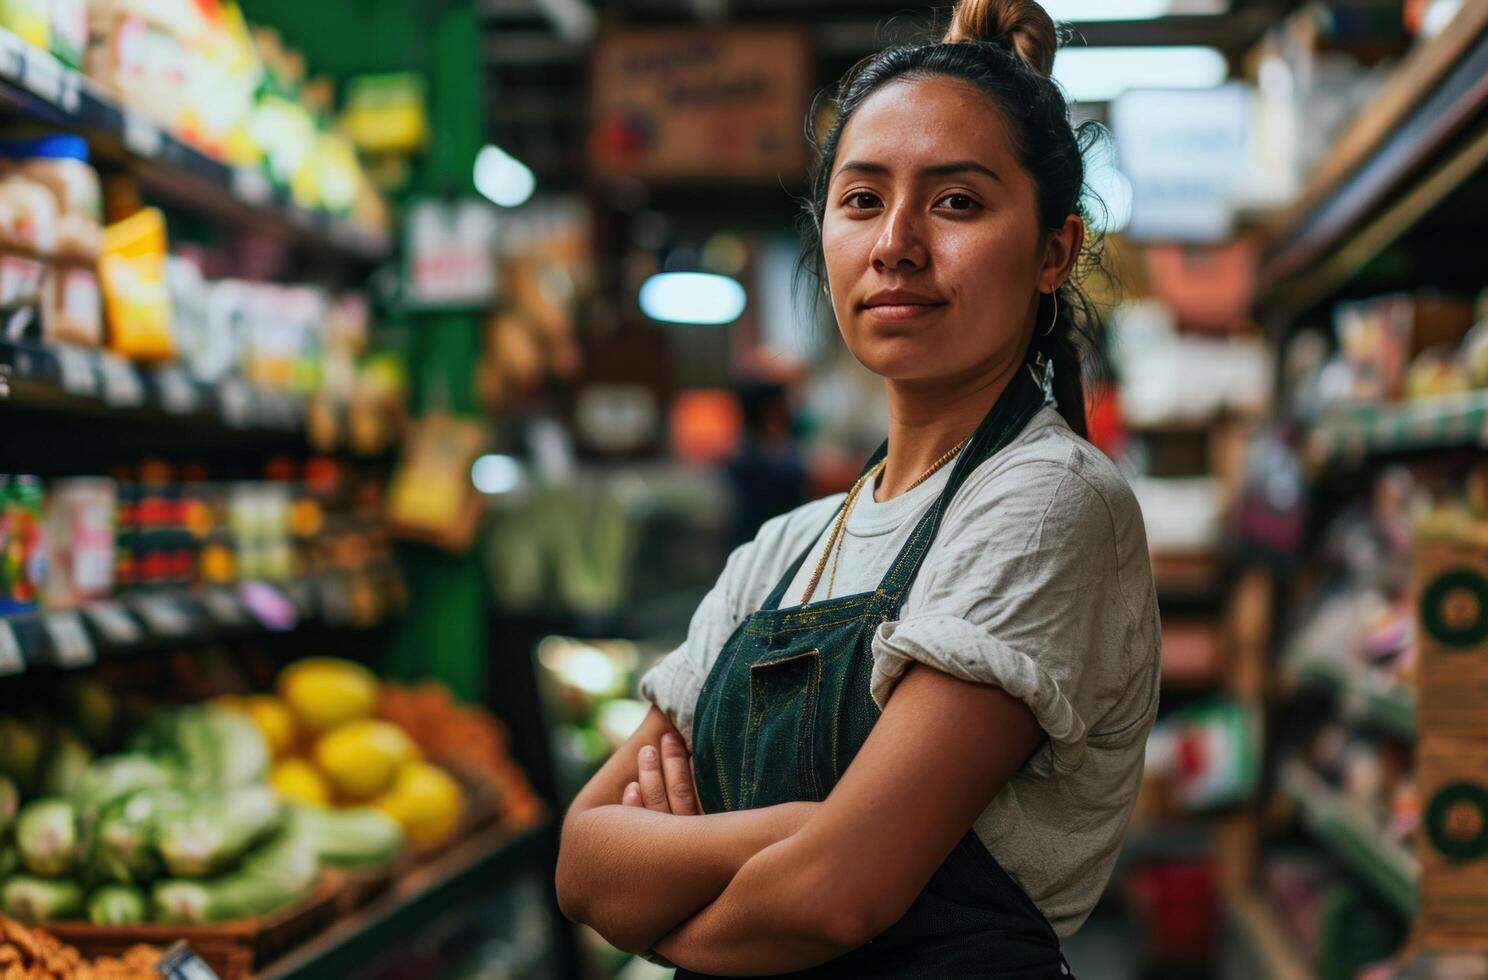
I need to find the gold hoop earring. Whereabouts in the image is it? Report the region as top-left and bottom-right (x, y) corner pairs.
(1040, 291), (1059, 337)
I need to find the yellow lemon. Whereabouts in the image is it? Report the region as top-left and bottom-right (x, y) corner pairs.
(278, 658), (379, 733)
(373, 761), (464, 848)
(241, 696), (297, 758)
(314, 720), (417, 801)
(271, 758), (331, 807)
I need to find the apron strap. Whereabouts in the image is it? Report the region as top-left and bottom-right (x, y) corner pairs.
(872, 366), (1045, 620)
(760, 361), (1046, 614)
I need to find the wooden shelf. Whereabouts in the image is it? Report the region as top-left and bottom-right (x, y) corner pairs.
(1289, 656), (1416, 739)
(1280, 761), (1419, 920)
(1256, 1), (1488, 322)
(1302, 391), (1488, 471)
(1152, 552), (1225, 602)
(1225, 888), (1317, 980)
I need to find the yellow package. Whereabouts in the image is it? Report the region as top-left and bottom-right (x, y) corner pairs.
(100, 207), (174, 361)
(0, 0), (49, 50)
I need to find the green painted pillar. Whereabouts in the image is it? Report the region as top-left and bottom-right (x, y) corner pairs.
(383, 7), (491, 701)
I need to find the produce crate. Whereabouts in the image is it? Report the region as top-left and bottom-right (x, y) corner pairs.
(324, 867), (397, 916)
(43, 878), (342, 980)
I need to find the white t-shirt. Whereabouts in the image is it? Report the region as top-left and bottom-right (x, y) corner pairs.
(638, 406), (1162, 938)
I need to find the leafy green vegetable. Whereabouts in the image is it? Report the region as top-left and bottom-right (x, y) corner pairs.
(71, 754), (176, 834)
(289, 805), (403, 873)
(131, 706), (269, 789)
(0, 774), (17, 835)
(155, 784), (283, 877)
(152, 829), (318, 923)
(40, 728), (93, 798)
(88, 788), (181, 884)
(0, 717), (45, 794)
(86, 883), (148, 924)
(2, 875), (84, 922)
(15, 799), (78, 877)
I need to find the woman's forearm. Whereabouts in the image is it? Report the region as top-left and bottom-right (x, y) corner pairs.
(556, 801), (818, 953)
(653, 833), (865, 975)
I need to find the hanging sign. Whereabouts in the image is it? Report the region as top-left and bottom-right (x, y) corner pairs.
(590, 26), (809, 183)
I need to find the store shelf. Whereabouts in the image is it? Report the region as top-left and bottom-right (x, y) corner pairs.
(1302, 391), (1488, 470)
(1257, 2), (1488, 321)
(258, 815), (553, 980)
(1151, 551), (1225, 603)
(1280, 761), (1419, 920)
(1160, 618), (1224, 689)
(0, 338), (389, 466)
(0, 567), (402, 676)
(0, 29), (390, 263)
(1225, 889), (1317, 980)
(1290, 657), (1416, 739)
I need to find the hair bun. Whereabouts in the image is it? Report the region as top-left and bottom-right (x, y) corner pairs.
(943, 0), (1058, 76)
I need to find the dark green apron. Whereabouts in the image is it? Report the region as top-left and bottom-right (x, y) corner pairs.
(683, 366), (1073, 979)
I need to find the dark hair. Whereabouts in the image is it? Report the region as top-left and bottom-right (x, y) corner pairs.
(800, 0), (1111, 437)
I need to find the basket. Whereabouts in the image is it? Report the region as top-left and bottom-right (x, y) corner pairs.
(45, 877), (342, 980)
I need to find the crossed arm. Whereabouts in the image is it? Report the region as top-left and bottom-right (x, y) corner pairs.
(555, 663), (1044, 975)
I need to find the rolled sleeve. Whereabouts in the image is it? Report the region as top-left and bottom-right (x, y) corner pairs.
(868, 455), (1139, 779)
(637, 650), (705, 752)
(871, 614), (1088, 775)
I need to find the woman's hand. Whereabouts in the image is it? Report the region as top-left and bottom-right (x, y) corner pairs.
(621, 732), (699, 815)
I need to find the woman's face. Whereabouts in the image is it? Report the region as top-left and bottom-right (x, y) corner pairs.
(822, 75), (1078, 384)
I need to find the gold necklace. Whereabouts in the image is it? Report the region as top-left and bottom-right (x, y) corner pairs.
(802, 438), (968, 604)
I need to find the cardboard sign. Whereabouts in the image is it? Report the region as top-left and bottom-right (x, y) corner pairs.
(591, 26), (809, 183)
(1415, 538), (1488, 735)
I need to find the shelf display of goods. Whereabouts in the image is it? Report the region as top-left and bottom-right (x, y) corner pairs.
(0, 699), (405, 929)
(0, 0), (389, 230)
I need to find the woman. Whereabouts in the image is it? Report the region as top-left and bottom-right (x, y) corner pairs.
(556, 0), (1161, 974)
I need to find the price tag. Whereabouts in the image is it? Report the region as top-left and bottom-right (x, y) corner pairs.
(44, 611), (94, 668)
(132, 595), (191, 637)
(20, 46), (63, 104)
(219, 378), (254, 428)
(97, 353), (144, 407)
(122, 109), (163, 158)
(155, 365), (199, 415)
(230, 167), (272, 206)
(202, 588), (246, 626)
(85, 600), (141, 644)
(238, 581), (297, 632)
(53, 343), (97, 397)
(0, 620), (22, 676)
(56, 66), (80, 113)
(157, 940), (221, 980)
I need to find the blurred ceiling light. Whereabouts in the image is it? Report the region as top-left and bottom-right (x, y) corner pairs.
(471, 454), (523, 495)
(473, 144), (535, 207)
(1043, 0), (1228, 18)
(639, 272), (747, 326)
(1053, 47), (1228, 103)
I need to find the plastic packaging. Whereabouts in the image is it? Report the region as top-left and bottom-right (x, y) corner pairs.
(0, 136), (105, 345)
(99, 206), (174, 361)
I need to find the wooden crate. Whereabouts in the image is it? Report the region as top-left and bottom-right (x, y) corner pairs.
(46, 878), (342, 980)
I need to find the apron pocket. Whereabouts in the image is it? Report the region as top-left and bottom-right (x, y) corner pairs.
(740, 648), (823, 809)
